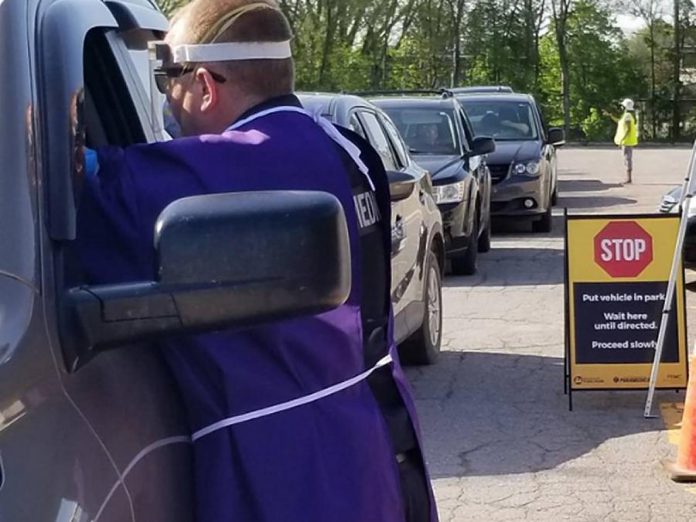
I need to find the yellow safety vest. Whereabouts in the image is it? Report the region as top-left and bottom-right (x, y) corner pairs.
(614, 111), (638, 147)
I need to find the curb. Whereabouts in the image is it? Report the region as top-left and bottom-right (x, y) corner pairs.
(564, 142), (693, 149)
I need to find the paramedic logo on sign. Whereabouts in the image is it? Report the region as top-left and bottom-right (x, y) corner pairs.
(593, 221), (654, 278)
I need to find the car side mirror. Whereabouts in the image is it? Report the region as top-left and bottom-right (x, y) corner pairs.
(387, 170), (417, 202)
(548, 127), (565, 146)
(469, 136), (496, 157)
(61, 191), (351, 371)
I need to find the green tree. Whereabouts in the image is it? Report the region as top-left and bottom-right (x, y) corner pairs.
(460, 0), (545, 91)
(619, 0), (665, 138)
(150, 0), (696, 141)
(540, 0), (647, 139)
(156, 0), (189, 17)
(627, 20), (674, 139)
(550, 0), (574, 135)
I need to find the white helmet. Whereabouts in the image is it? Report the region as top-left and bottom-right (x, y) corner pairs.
(621, 98), (635, 111)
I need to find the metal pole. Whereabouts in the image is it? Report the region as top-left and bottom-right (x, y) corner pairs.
(644, 141), (696, 417)
(673, 0), (682, 142)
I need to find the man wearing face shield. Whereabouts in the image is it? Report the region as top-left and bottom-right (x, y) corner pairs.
(75, 1), (437, 521)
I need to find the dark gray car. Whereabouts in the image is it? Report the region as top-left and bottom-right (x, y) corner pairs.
(300, 93), (445, 364)
(456, 92), (565, 232)
(0, 1), (351, 520)
(370, 96), (495, 275)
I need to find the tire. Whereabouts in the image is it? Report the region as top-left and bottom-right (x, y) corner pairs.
(400, 251), (443, 365)
(478, 220), (491, 253)
(532, 204), (552, 233)
(451, 218), (479, 275)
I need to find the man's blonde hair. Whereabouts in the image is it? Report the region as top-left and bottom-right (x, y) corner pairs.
(176, 0), (294, 98)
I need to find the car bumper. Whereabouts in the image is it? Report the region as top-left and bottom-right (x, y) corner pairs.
(443, 229), (469, 257)
(437, 202), (469, 257)
(490, 175), (548, 217)
(439, 201), (467, 236)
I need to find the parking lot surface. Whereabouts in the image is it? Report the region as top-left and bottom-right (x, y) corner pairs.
(406, 147), (696, 521)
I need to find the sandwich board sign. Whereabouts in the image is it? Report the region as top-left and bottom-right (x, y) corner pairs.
(564, 213), (687, 409)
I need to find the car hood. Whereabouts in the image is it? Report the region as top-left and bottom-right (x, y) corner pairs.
(487, 140), (542, 165)
(413, 155), (464, 182)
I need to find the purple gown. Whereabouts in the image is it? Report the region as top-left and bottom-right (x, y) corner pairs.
(77, 96), (439, 521)
(76, 106), (409, 522)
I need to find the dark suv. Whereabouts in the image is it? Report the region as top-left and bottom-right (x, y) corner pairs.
(455, 92), (565, 232)
(370, 95), (495, 275)
(300, 93), (445, 364)
(0, 1), (353, 520)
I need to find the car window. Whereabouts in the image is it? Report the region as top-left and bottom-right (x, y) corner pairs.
(459, 100), (540, 141)
(379, 115), (409, 168)
(83, 30), (153, 148)
(349, 112), (368, 140)
(358, 111), (398, 171)
(68, 28), (152, 287)
(382, 107), (461, 156)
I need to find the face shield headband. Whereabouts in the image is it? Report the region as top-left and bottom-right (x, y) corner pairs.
(147, 39), (292, 136)
(149, 40), (292, 93)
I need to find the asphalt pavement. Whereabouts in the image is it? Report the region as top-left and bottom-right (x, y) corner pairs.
(405, 146), (696, 521)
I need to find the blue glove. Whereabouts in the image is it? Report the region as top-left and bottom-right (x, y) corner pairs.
(84, 148), (99, 177)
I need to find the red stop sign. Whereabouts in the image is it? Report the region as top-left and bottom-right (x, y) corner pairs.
(593, 221), (654, 277)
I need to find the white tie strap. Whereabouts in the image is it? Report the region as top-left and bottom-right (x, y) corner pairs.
(192, 354), (392, 441)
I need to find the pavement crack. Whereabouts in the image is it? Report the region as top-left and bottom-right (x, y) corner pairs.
(457, 441), (497, 472)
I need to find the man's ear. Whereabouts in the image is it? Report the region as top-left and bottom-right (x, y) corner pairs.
(195, 68), (219, 113)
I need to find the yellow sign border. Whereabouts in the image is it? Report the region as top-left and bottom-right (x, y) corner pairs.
(565, 214), (688, 391)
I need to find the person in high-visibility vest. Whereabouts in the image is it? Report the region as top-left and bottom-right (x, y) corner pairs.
(605, 98), (638, 183)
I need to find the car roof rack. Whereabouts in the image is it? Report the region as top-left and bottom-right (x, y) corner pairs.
(448, 85), (514, 94)
(350, 89), (453, 98)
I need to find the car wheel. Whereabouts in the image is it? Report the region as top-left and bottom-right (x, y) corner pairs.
(451, 218), (479, 275)
(400, 251), (442, 365)
(532, 204), (553, 233)
(478, 219), (491, 253)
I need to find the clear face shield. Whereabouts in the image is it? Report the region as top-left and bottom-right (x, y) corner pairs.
(148, 41), (180, 138)
(147, 39), (292, 139)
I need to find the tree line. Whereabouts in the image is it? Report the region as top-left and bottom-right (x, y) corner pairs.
(158, 0), (696, 142)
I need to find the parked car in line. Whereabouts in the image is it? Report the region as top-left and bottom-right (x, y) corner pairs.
(300, 93), (446, 364)
(369, 95), (495, 275)
(449, 86), (514, 94)
(0, 1), (355, 520)
(455, 92), (565, 233)
(659, 186), (696, 268)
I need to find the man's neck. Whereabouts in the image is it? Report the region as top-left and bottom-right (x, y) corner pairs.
(216, 93), (266, 131)
(231, 93), (301, 127)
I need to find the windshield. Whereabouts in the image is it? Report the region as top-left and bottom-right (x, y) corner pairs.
(382, 107), (460, 155)
(459, 100), (539, 141)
